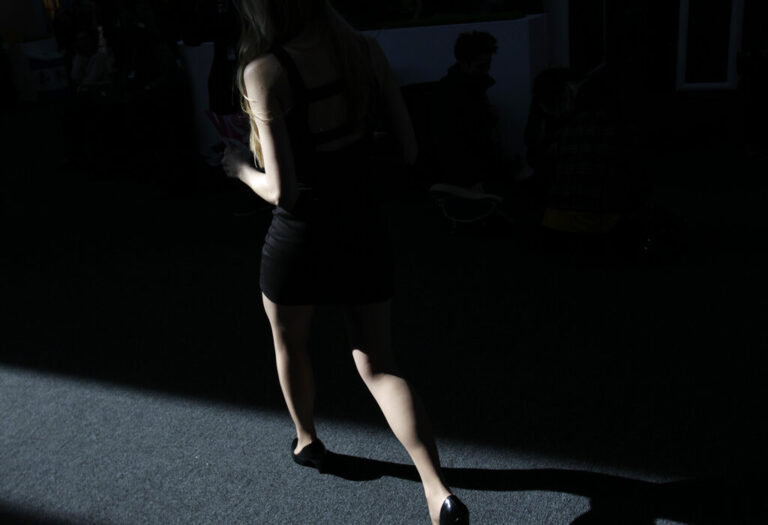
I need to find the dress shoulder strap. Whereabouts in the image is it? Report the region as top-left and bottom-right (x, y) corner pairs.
(270, 45), (309, 106)
(269, 45), (361, 152)
(271, 45), (345, 103)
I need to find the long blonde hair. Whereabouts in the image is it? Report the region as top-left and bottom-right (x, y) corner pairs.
(233, 0), (376, 167)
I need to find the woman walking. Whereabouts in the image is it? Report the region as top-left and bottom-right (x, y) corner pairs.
(221, 2), (469, 523)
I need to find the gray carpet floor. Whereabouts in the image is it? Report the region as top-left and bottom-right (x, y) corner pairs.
(1, 365), (602, 524)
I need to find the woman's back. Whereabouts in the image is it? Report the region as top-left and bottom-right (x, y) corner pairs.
(260, 24), (378, 154)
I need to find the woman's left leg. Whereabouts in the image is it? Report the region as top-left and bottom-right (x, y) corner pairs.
(341, 300), (453, 524)
(262, 293), (318, 453)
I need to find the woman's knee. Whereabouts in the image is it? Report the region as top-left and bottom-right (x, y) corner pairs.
(351, 347), (398, 385)
(343, 301), (397, 381)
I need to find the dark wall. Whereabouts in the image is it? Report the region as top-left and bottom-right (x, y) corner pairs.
(331, 0), (545, 29)
(566, 0), (755, 148)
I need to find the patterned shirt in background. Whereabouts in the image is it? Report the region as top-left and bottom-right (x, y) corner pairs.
(540, 104), (640, 234)
(547, 105), (634, 214)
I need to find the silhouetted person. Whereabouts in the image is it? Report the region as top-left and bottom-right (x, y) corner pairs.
(53, 1), (100, 80)
(119, 4), (176, 95)
(431, 31), (505, 193)
(220, 1), (469, 523)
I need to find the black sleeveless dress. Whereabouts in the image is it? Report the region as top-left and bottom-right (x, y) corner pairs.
(259, 46), (394, 305)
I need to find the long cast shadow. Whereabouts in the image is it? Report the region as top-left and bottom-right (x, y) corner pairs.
(319, 451), (762, 524)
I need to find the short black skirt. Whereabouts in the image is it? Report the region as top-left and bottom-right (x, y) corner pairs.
(259, 193), (395, 305)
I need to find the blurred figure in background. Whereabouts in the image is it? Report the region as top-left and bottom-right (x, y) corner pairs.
(57, 1), (117, 168)
(526, 65), (655, 260)
(524, 67), (583, 214)
(70, 27), (114, 95)
(58, 0), (187, 169)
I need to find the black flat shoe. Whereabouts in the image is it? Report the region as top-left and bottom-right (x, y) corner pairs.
(291, 438), (327, 471)
(440, 495), (469, 525)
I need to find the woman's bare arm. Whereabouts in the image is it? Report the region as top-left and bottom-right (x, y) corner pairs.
(238, 56), (300, 209)
(232, 43), (416, 204)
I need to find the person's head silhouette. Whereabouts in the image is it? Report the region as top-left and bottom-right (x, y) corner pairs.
(454, 31), (498, 77)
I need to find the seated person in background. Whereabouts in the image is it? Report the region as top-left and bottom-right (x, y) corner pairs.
(430, 31), (511, 194)
(70, 28), (115, 95)
(524, 67), (584, 209)
(534, 66), (648, 235)
(62, 27), (116, 167)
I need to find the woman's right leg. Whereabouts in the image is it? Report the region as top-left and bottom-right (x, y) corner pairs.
(341, 300), (453, 524)
(262, 293), (317, 454)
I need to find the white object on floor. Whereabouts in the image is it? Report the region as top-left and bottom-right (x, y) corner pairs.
(429, 183), (504, 202)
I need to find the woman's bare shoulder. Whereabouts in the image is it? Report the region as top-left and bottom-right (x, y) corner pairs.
(243, 54), (290, 111)
(244, 54), (285, 92)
